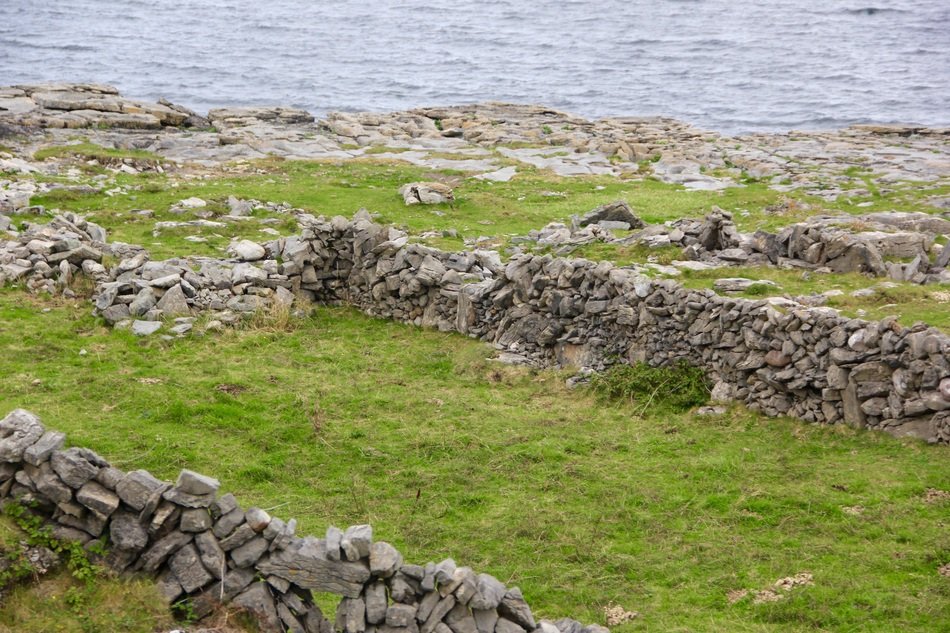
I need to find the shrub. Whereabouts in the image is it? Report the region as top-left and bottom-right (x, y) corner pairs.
(590, 361), (710, 414)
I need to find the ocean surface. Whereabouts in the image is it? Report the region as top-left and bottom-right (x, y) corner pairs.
(1, 0), (948, 133)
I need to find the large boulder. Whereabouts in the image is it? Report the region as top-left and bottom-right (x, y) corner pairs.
(399, 182), (454, 205)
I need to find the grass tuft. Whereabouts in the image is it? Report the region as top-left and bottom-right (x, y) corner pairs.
(590, 361), (710, 415)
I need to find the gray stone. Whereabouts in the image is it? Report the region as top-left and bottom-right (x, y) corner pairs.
(50, 448), (100, 488)
(149, 500), (181, 535)
(110, 511), (149, 551)
(116, 470), (166, 511)
(417, 588), (442, 622)
(387, 603), (418, 627)
(578, 201), (644, 229)
(370, 540), (403, 578)
(366, 581), (389, 623)
(211, 492), (239, 518)
(23, 430), (65, 466)
(33, 462), (72, 504)
(194, 530), (227, 579)
(841, 381), (867, 429)
(156, 568), (183, 604)
(257, 536), (371, 597)
(470, 574), (506, 610)
(422, 596), (457, 633)
(168, 543), (214, 593)
(473, 609), (499, 633)
(230, 239), (267, 261)
(939, 377), (950, 402)
(101, 303), (131, 324)
(137, 530), (193, 573)
(227, 196), (254, 216)
(342, 524), (373, 560)
(326, 525), (343, 561)
(220, 523), (256, 550)
(191, 567), (257, 618)
(246, 506), (272, 532)
(343, 597), (367, 633)
(400, 182), (454, 205)
(129, 287), (157, 316)
(231, 535), (269, 567)
(76, 480), (119, 515)
(131, 320), (162, 336)
(0, 408), (44, 462)
(493, 618), (525, 633)
(214, 506), (246, 538)
(175, 468), (220, 495)
(391, 573), (420, 603)
(95, 466), (124, 490)
(233, 583), (282, 633)
(445, 603), (478, 633)
(434, 559), (457, 586)
(156, 284), (191, 317)
(279, 602), (307, 633)
(163, 486), (216, 508)
(180, 508), (213, 532)
(451, 568), (478, 605)
(498, 588), (535, 631)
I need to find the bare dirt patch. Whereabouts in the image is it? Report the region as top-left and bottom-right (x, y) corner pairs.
(603, 603), (639, 626)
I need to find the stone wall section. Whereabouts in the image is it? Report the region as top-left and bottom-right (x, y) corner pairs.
(5, 209), (949, 444)
(268, 214), (950, 444)
(0, 409), (604, 633)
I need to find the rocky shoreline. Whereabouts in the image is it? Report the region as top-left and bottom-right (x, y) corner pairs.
(3, 82), (949, 195)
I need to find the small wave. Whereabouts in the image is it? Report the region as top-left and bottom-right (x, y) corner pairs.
(843, 7), (908, 16)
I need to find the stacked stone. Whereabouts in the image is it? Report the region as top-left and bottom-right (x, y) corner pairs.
(258, 525), (608, 633)
(0, 212), (113, 295)
(1, 408), (607, 632)
(293, 217), (949, 443)
(0, 409), (331, 633)
(61, 211), (950, 443)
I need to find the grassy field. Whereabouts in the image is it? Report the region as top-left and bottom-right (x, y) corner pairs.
(0, 514), (177, 633)
(0, 290), (947, 632)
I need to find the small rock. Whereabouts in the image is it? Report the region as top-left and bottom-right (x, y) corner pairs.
(229, 239), (266, 261)
(131, 320), (162, 336)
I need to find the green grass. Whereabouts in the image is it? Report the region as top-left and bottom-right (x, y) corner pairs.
(32, 142), (164, 165)
(0, 515), (177, 633)
(6, 143), (950, 630)
(0, 290), (947, 632)
(26, 155), (788, 259)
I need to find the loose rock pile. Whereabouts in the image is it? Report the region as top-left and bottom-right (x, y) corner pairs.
(0, 211), (137, 296)
(515, 205), (950, 283)
(0, 409), (604, 633)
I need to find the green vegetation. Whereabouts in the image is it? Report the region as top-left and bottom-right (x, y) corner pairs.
(3, 142), (950, 630)
(0, 290), (947, 631)
(0, 508), (176, 633)
(32, 142), (164, 171)
(590, 361), (710, 415)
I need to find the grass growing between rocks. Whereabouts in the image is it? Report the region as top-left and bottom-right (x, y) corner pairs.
(0, 514), (177, 633)
(24, 155), (789, 258)
(0, 289), (948, 632)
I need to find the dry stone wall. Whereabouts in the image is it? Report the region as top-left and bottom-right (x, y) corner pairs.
(267, 214), (950, 445)
(79, 212), (950, 444)
(0, 409), (603, 633)
(6, 209), (949, 444)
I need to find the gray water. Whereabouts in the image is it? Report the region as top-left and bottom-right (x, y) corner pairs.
(1, 0), (948, 133)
